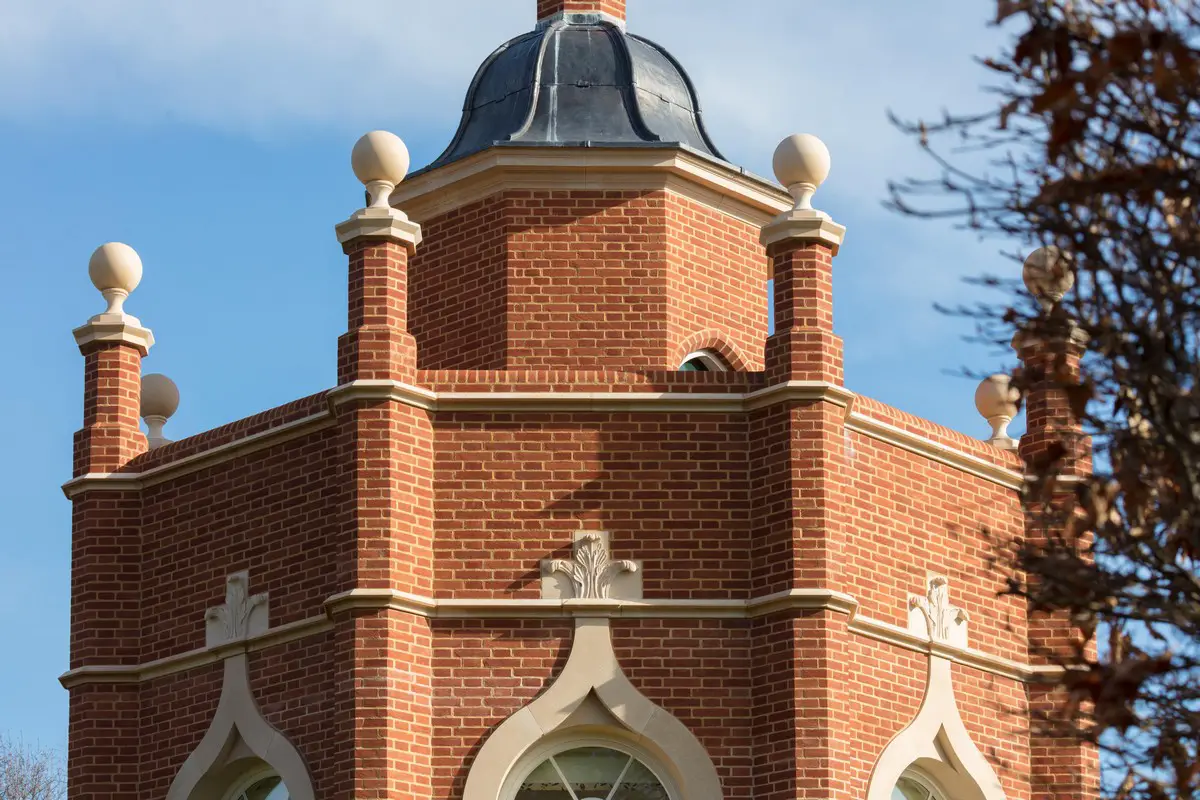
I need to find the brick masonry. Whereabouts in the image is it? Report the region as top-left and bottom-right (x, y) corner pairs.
(409, 190), (769, 372)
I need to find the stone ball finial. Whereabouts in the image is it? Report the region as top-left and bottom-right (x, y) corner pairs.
(140, 373), (179, 449)
(88, 242), (143, 316)
(1022, 246), (1074, 306)
(772, 134), (831, 211)
(351, 131), (411, 209)
(975, 374), (1020, 450)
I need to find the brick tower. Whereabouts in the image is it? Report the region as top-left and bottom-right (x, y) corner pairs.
(62, 3), (1096, 800)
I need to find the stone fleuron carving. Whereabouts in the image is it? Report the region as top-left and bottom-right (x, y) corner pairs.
(168, 569), (313, 800)
(542, 531), (642, 600)
(866, 575), (1004, 800)
(205, 570), (269, 648)
(909, 574), (968, 649)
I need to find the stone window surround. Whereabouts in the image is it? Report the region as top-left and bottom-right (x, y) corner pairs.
(463, 617), (722, 800)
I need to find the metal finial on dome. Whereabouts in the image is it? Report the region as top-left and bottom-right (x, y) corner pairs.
(975, 374), (1019, 450)
(351, 131), (411, 209)
(141, 373), (180, 449)
(88, 242), (143, 317)
(773, 134), (831, 213)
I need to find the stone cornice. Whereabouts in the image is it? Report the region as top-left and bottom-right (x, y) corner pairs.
(743, 380), (857, 411)
(323, 587), (859, 620)
(59, 613), (333, 689)
(61, 410), (335, 499)
(846, 615), (1056, 684)
(843, 410), (1025, 491)
(391, 147), (793, 228)
(64, 380), (1023, 496)
(61, 589), (1057, 688)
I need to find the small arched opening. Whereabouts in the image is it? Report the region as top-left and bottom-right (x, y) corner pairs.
(678, 350), (729, 372)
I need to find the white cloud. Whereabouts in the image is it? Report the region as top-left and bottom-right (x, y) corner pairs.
(0, 0), (525, 134)
(0, 0), (1004, 210)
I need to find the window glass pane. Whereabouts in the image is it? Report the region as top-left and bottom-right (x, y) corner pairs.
(517, 758), (569, 800)
(555, 747), (630, 795)
(609, 758), (669, 800)
(680, 359), (709, 371)
(892, 776), (930, 800)
(240, 777), (288, 800)
(516, 747), (667, 800)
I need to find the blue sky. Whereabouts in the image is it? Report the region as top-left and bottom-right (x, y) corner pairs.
(0, 0), (1020, 751)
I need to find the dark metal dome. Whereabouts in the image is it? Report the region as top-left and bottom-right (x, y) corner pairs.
(422, 14), (726, 172)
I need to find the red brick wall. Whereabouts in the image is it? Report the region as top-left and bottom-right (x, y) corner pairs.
(136, 636), (340, 797)
(410, 197), (510, 370)
(432, 620), (573, 800)
(74, 342), (146, 476)
(842, 429), (1028, 658)
(409, 189), (770, 372)
(666, 194), (769, 371)
(136, 430), (345, 663)
(840, 641), (1032, 800)
(505, 190), (670, 369)
(432, 411), (752, 598)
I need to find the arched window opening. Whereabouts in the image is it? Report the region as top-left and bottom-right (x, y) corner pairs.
(504, 739), (678, 800)
(679, 350), (728, 372)
(225, 771), (289, 800)
(892, 770), (949, 800)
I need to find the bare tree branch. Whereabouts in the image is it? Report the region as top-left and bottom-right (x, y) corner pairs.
(0, 734), (66, 800)
(892, 1), (1200, 797)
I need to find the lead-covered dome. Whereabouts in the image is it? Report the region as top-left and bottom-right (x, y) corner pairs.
(423, 15), (726, 172)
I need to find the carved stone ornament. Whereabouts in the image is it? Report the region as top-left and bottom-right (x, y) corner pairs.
(867, 575), (1004, 800)
(908, 574), (969, 649)
(205, 570), (269, 649)
(168, 571), (313, 800)
(541, 531), (642, 600)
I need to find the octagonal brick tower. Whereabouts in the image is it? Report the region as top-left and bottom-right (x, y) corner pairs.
(61, 2), (1097, 800)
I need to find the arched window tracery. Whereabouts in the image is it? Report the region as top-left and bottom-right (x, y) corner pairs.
(502, 736), (678, 800)
(224, 770), (289, 800)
